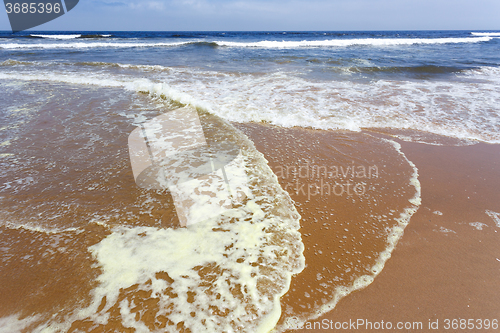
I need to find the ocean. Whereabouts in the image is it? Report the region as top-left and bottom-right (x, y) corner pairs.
(0, 30), (499, 332)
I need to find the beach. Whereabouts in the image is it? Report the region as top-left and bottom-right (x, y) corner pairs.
(1, 30), (499, 332)
(234, 124), (500, 332)
(324, 139), (500, 332)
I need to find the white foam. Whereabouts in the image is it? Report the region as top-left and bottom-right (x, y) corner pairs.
(0, 41), (194, 50)
(0, 37), (492, 50)
(30, 34), (82, 39)
(20, 114), (304, 332)
(145, 67), (500, 143)
(469, 222), (488, 230)
(215, 37), (492, 48)
(0, 314), (41, 333)
(486, 210), (500, 228)
(471, 32), (500, 36)
(0, 221), (81, 234)
(1, 64), (499, 144)
(81, 220), (284, 331)
(437, 227), (456, 234)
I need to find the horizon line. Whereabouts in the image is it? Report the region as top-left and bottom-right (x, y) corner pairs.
(2, 29), (500, 33)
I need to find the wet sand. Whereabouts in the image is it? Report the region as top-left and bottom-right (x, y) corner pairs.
(1, 98), (498, 332)
(0, 92), (306, 332)
(312, 140), (500, 332)
(235, 123), (500, 332)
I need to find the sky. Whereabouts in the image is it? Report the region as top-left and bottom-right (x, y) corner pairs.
(1, 0), (499, 31)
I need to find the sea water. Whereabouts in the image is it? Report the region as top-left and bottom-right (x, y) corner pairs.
(0, 30), (499, 332)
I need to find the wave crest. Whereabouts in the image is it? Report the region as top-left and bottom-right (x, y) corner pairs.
(0, 37), (492, 50)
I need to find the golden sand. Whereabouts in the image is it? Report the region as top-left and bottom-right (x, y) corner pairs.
(234, 124), (500, 332)
(1, 110), (498, 332)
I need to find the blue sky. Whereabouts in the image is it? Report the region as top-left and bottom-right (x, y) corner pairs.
(1, 0), (499, 31)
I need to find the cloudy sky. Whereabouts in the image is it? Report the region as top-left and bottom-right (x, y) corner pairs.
(1, 0), (499, 31)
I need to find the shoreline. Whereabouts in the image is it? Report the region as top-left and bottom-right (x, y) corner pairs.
(309, 139), (500, 332)
(234, 123), (500, 332)
(1, 105), (498, 331)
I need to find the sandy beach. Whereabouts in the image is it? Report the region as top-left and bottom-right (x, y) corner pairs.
(1, 28), (500, 332)
(235, 123), (500, 332)
(313, 139), (500, 332)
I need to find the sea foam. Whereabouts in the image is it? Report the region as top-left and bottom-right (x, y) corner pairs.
(0, 36), (492, 50)
(30, 34), (82, 39)
(1, 64), (499, 144)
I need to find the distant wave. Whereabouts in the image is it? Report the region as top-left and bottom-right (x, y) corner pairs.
(0, 59), (174, 73)
(30, 34), (82, 39)
(216, 37), (493, 48)
(0, 37), (492, 50)
(79, 34), (112, 38)
(29, 34), (112, 39)
(471, 32), (500, 36)
(0, 41), (192, 50)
